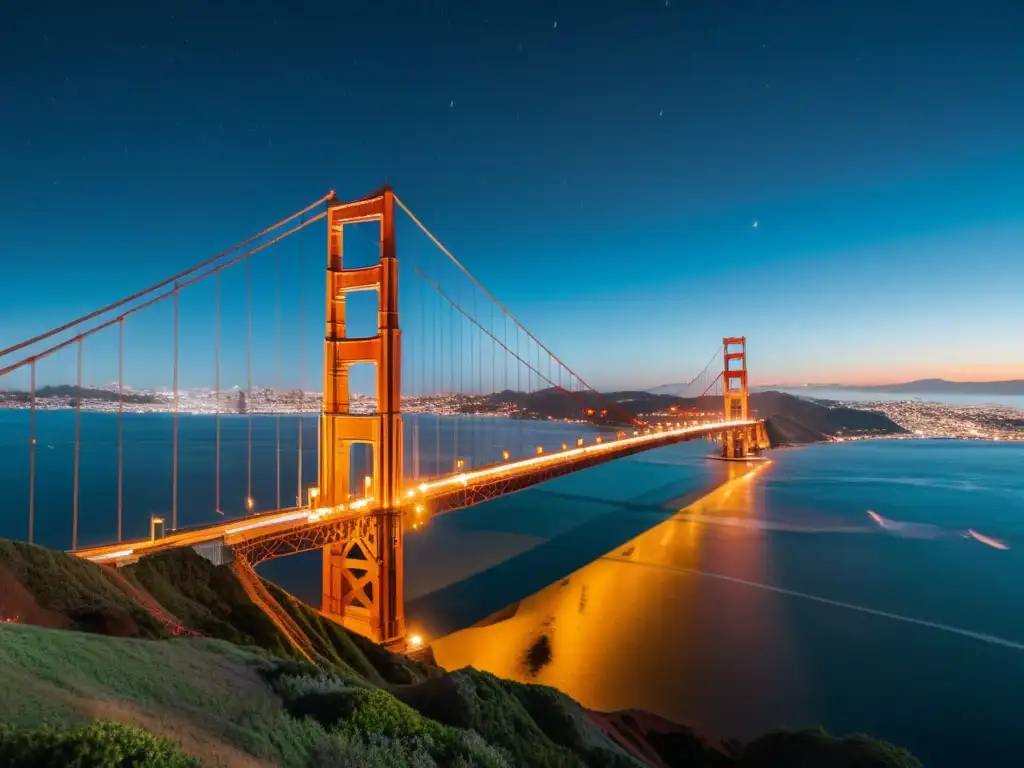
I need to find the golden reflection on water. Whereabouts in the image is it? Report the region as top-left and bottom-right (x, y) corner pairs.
(431, 459), (808, 735)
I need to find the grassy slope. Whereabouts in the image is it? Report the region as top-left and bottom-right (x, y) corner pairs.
(0, 540), (922, 767)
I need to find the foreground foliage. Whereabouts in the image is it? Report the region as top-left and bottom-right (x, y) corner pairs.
(0, 539), (923, 767)
(0, 721), (200, 767)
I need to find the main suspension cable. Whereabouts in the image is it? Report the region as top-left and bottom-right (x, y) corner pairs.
(0, 194), (334, 362)
(0, 213), (327, 380)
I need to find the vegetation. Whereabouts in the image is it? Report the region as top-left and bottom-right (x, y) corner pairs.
(0, 722), (200, 767)
(0, 538), (923, 766)
(0, 539), (164, 637)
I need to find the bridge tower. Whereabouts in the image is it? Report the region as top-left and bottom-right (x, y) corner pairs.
(722, 336), (753, 459)
(319, 186), (406, 648)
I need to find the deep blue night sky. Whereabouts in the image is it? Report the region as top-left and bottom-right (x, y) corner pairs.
(2, 1), (1023, 389)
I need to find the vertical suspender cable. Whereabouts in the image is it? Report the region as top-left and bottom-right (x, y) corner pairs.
(246, 253), (253, 512)
(297, 214), (305, 506)
(28, 360), (36, 544)
(433, 242), (440, 476)
(215, 273), (221, 515)
(117, 317), (124, 542)
(470, 290), (475, 467)
(275, 240), (282, 509)
(434, 284), (440, 476)
(491, 303), (496, 463)
(72, 339), (82, 550)
(172, 283), (179, 530)
(453, 301), (459, 471)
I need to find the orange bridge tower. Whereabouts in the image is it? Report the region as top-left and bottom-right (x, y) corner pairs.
(320, 186), (405, 648)
(721, 336), (769, 459)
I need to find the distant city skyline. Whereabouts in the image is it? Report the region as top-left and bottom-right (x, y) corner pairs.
(1, 2), (1022, 389)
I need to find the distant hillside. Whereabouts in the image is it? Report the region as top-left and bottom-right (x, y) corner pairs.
(477, 389), (906, 445)
(0, 539), (921, 767)
(0, 385), (157, 404)
(838, 379), (1024, 396)
(750, 391), (909, 445)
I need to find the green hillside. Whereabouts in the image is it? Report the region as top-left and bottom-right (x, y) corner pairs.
(0, 539), (922, 767)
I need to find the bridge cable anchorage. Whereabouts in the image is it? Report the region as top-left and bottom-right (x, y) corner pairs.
(414, 267), (618, 425)
(0, 213), (327, 381)
(172, 282), (180, 531)
(0, 194), (334, 363)
(395, 195), (636, 427)
(117, 317), (124, 542)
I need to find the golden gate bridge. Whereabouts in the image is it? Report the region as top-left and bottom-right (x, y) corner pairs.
(0, 185), (768, 649)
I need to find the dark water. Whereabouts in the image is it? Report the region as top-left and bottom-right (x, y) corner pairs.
(424, 439), (1024, 768)
(1, 411), (1022, 766)
(0, 410), (601, 548)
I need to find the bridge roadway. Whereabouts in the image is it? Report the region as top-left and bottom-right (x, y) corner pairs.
(74, 419), (761, 567)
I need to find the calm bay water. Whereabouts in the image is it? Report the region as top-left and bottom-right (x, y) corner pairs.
(0, 411), (1021, 766)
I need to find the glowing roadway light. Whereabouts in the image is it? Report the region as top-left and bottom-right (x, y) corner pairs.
(409, 634), (424, 648)
(226, 511), (308, 535)
(412, 421), (760, 498)
(246, 497), (255, 511)
(87, 548), (134, 562)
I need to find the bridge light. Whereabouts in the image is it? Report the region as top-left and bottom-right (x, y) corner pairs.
(456, 458), (464, 470)
(536, 445), (544, 455)
(577, 437), (584, 447)
(595, 436), (602, 444)
(414, 504), (424, 514)
(409, 634), (424, 648)
(418, 483), (428, 493)
(406, 489), (415, 498)
(364, 476), (372, 493)
(308, 487), (320, 506)
(561, 442), (567, 451)
(246, 496), (255, 511)
(502, 450), (510, 461)
(150, 515), (165, 541)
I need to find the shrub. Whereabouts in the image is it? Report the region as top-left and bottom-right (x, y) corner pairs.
(0, 720), (201, 767)
(739, 726), (923, 768)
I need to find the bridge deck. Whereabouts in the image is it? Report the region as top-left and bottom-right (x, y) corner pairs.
(74, 419), (760, 566)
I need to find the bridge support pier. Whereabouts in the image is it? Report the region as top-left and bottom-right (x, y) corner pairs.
(322, 510), (405, 648)
(319, 186), (407, 648)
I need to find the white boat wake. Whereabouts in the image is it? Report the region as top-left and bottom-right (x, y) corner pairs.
(867, 510), (1009, 550)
